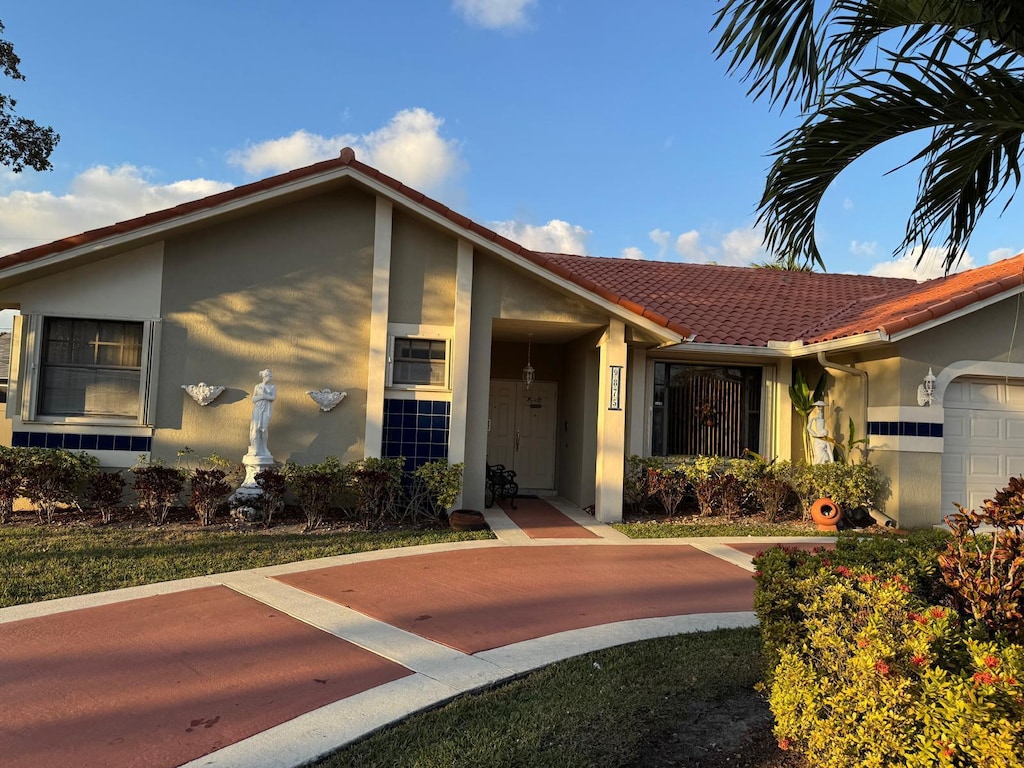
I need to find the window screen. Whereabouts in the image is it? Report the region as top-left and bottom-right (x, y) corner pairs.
(392, 338), (446, 386)
(39, 318), (143, 418)
(652, 362), (762, 458)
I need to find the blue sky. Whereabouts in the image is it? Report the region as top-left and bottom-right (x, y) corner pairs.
(1, 0), (1022, 287)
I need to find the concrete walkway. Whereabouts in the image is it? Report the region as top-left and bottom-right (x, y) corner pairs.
(0, 500), (833, 768)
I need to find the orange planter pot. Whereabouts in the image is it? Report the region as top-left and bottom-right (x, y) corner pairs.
(809, 497), (843, 530)
(448, 509), (489, 531)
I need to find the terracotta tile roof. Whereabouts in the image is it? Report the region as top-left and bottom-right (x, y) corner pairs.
(3, 147), (1023, 348)
(799, 253), (1024, 342)
(541, 255), (917, 346)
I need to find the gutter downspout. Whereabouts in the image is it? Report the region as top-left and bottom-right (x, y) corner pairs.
(817, 351), (868, 461)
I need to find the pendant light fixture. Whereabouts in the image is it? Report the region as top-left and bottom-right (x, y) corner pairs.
(522, 334), (535, 389)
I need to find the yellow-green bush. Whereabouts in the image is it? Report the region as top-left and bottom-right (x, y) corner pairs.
(770, 568), (1024, 767)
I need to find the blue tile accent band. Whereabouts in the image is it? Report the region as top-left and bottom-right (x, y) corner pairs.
(382, 398), (450, 472)
(11, 432), (152, 452)
(867, 421), (943, 438)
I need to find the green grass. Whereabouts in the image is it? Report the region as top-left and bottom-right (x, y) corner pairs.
(0, 525), (493, 608)
(318, 626), (765, 768)
(614, 520), (833, 538)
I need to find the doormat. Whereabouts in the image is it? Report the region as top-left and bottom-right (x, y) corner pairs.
(498, 497), (600, 539)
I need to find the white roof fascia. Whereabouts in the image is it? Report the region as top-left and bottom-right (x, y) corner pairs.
(655, 341), (788, 358)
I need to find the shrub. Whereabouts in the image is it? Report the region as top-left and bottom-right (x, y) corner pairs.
(132, 463), (186, 525)
(0, 446), (26, 524)
(769, 569), (1024, 767)
(735, 456), (794, 522)
(686, 455), (728, 517)
(283, 457), (348, 532)
(253, 466), (287, 527)
(623, 455), (667, 513)
(646, 462), (689, 516)
(86, 471), (126, 524)
(753, 532), (950, 675)
(22, 448), (98, 523)
(940, 476), (1024, 642)
(350, 457), (405, 529)
(412, 460), (464, 516)
(189, 468), (232, 526)
(807, 460), (890, 512)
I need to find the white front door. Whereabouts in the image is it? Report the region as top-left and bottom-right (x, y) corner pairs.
(487, 379), (557, 489)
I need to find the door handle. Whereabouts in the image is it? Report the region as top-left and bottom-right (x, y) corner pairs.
(515, 430), (520, 451)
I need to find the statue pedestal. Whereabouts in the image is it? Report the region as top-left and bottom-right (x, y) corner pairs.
(230, 451), (276, 504)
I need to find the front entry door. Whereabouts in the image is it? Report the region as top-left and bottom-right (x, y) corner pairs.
(487, 379), (557, 489)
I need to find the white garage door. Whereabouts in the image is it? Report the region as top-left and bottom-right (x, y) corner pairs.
(942, 377), (1024, 515)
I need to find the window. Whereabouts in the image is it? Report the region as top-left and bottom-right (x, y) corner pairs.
(389, 337), (449, 388)
(652, 362), (762, 458)
(37, 318), (146, 419)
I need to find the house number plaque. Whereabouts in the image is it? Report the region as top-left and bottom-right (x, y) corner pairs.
(609, 365), (622, 411)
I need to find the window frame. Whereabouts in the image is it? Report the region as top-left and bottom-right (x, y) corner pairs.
(385, 323), (452, 392)
(20, 314), (161, 427)
(649, 359), (772, 459)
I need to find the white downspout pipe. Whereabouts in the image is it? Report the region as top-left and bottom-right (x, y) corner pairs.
(817, 351), (868, 460)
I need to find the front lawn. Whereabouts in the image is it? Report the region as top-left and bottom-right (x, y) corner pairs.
(0, 520), (492, 608)
(318, 626), (802, 768)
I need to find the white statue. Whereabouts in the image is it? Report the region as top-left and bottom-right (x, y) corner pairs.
(248, 369), (276, 458)
(808, 400), (833, 465)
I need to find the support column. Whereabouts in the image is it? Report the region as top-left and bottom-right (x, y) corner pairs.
(775, 358), (793, 461)
(447, 239), (474, 507)
(364, 197), (392, 458)
(596, 319), (627, 522)
(463, 265), (493, 511)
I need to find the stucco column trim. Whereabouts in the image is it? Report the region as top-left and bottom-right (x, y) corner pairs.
(447, 240), (474, 505)
(596, 319), (627, 523)
(364, 197), (393, 458)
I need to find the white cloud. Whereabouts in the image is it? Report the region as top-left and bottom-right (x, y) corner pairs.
(648, 228), (671, 259)
(452, 0), (536, 29)
(842, 197), (854, 210)
(987, 247), (1020, 263)
(228, 108), (463, 193)
(868, 246), (976, 281)
(0, 165), (231, 256)
(492, 218), (590, 254)
(621, 246), (644, 260)
(850, 240), (877, 257)
(673, 226), (766, 266)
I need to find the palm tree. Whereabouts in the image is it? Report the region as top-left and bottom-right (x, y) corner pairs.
(713, 0), (1024, 273)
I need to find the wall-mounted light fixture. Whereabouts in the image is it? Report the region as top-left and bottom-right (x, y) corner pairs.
(917, 367), (936, 406)
(522, 334), (535, 390)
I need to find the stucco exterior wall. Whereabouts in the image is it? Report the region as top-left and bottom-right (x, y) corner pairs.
(388, 211), (456, 327)
(155, 188), (375, 465)
(899, 300), (1022, 394)
(0, 244), (163, 319)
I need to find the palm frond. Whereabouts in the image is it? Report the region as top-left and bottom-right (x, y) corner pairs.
(712, 0), (824, 110)
(757, 58), (1024, 271)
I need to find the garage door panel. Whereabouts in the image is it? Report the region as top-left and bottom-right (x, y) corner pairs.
(968, 453), (1003, 477)
(1007, 418), (1024, 440)
(969, 414), (1002, 440)
(944, 413), (967, 440)
(1007, 454), (1024, 476)
(943, 377), (1024, 523)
